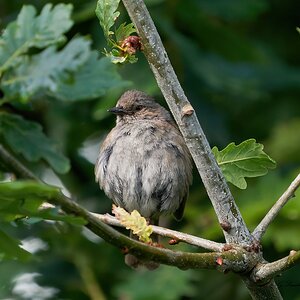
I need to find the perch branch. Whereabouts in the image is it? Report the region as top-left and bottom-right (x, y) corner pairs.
(0, 143), (249, 271)
(121, 0), (253, 246)
(253, 173), (300, 240)
(51, 192), (251, 271)
(93, 213), (224, 251)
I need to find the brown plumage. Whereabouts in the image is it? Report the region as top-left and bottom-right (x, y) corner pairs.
(95, 90), (193, 268)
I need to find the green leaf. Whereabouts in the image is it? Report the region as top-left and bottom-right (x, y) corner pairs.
(115, 22), (136, 43)
(0, 180), (59, 201)
(53, 54), (127, 101)
(105, 48), (127, 64)
(0, 181), (86, 225)
(0, 229), (32, 261)
(127, 55), (138, 64)
(0, 112), (70, 174)
(95, 1), (139, 64)
(0, 4), (73, 75)
(28, 207), (87, 226)
(95, 0), (120, 41)
(2, 37), (91, 102)
(212, 139), (276, 189)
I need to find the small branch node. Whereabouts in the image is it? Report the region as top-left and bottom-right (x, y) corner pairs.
(181, 104), (194, 117)
(220, 221), (232, 232)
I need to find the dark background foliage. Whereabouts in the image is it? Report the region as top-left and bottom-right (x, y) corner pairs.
(0, 0), (299, 299)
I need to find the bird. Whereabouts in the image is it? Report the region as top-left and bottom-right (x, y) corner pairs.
(95, 90), (193, 268)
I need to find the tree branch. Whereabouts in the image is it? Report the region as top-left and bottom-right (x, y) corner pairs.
(0, 144), (38, 181)
(93, 212), (224, 251)
(0, 143), (252, 272)
(251, 250), (300, 284)
(253, 173), (300, 240)
(242, 279), (283, 300)
(121, 0), (253, 246)
(119, 2), (285, 299)
(42, 205), (224, 251)
(50, 192), (253, 271)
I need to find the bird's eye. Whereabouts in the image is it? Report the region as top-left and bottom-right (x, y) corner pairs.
(135, 105), (143, 111)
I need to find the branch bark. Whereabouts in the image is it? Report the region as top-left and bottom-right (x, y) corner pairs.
(0, 2), (295, 298)
(121, 0), (253, 246)
(120, 1), (284, 299)
(51, 192), (253, 271)
(251, 250), (300, 284)
(93, 213), (224, 251)
(0, 143), (251, 272)
(253, 173), (300, 240)
(0, 144), (38, 180)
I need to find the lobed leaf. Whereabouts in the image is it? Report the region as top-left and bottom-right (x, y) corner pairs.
(54, 54), (127, 101)
(95, 1), (140, 64)
(112, 205), (153, 243)
(95, 0), (120, 41)
(0, 112), (70, 174)
(115, 23), (137, 43)
(212, 139), (276, 189)
(0, 4), (73, 74)
(1, 37), (91, 102)
(0, 180), (59, 200)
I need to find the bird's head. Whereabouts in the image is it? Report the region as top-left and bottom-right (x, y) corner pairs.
(108, 90), (171, 123)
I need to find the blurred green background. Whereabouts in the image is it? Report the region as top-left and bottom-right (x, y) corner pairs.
(0, 0), (300, 299)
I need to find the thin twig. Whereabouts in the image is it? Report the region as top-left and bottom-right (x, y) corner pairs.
(121, 0), (253, 246)
(253, 173), (300, 240)
(93, 213), (224, 251)
(39, 207), (225, 251)
(251, 250), (300, 284)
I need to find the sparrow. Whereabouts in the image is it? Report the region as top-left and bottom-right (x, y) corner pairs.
(95, 90), (192, 268)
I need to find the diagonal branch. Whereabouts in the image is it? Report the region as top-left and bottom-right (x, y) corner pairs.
(253, 173), (300, 240)
(121, 0), (253, 246)
(251, 250), (300, 284)
(119, 2), (285, 299)
(0, 144), (38, 180)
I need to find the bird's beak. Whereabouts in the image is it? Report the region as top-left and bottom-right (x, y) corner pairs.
(107, 107), (128, 115)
